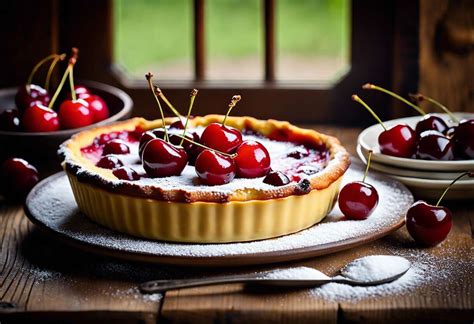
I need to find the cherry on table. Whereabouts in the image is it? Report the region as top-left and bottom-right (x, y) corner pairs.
(195, 149), (236, 185)
(0, 109), (22, 131)
(415, 130), (454, 160)
(338, 150), (379, 220)
(452, 119), (474, 159)
(58, 99), (94, 129)
(263, 171), (290, 186)
(0, 158), (39, 202)
(234, 140), (271, 178)
(22, 103), (60, 132)
(142, 138), (188, 177)
(81, 94), (109, 123)
(96, 155), (124, 169)
(103, 139), (130, 155)
(406, 172), (473, 246)
(113, 167), (140, 181)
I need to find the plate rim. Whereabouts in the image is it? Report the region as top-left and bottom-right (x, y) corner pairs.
(24, 170), (409, 267)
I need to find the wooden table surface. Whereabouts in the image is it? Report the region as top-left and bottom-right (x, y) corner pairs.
(0, 126), (472, 323)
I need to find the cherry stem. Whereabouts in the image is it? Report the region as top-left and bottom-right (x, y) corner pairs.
(155, 87), (182, 118)
(362, 150), (373, 183)
(352, 95), (387, 131)
(174, 134), (237, 158)
(48, 65), (71, 110)
(45, 54), (66, 91)
(409, 93), (459, 123)
(146, 73), (169, 142)
(26, 54), (58, 88)
(222, 95), (241, 125)
(436, 171), (474, 206)
(180, 89), (198, 146)
(363, 83), (426, 116)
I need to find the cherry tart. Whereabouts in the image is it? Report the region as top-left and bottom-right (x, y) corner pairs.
(59, 115), (350, 243)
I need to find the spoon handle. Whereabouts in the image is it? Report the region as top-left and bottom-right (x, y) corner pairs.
(140, 274), (262, 293)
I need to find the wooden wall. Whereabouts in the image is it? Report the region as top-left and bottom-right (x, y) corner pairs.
(418, 0), (474, 113)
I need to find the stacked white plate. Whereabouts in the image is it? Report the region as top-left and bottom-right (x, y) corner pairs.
(357, 113), (474, 200)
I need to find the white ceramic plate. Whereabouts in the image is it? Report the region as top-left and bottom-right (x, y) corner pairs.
(356, 145), (469, 180)
(357, 113), (474, 171)
(384, 173), (474, 200)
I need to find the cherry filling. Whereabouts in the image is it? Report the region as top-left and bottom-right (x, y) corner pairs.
(81, 126), (330, 185)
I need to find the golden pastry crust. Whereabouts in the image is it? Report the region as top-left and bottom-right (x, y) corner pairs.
(60, 115), (350, 203)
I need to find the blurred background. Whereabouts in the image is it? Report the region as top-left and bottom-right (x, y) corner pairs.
(1, 0), (473, 125)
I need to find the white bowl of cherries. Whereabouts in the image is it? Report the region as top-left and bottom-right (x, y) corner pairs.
(352, 84), (474, 199)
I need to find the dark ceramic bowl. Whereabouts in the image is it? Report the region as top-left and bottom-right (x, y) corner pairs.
(0, 80), (133, 173)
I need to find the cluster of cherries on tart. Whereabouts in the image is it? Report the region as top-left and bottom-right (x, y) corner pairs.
(354, 84), (473, 161)
(0, 49), (109, 133)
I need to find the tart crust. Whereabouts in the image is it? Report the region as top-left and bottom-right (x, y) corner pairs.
(60, 115), (350, 243)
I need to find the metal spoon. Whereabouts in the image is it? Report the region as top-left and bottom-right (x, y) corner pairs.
(139, 255), (410, 294)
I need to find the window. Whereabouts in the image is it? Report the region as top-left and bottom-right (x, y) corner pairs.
(18, 0), (417, 125)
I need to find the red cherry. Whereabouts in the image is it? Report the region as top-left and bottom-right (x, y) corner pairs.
(15, 84), (50, 113)
(352, 95), (417, 158)
(235, 140), (271, 178)
(338, 181), (379, 220)
(142, 138), (188, 177)
(195, 149), (236, 185)
(452, 119), (474, 159)
(58, 99), (94, 129)
(103, 139), (130, 155)
(0, 109), (22, 131)
(378, 124), (417, 158)
(415, 115), (448, 135)
(96, 155), (123, 169)
(263, 171), (290, 186)
(406, 201), (452, 246)
(415, 131), (454, 160)
(81, 94), (109, 122)
(200, 123), (243, 153)
(169, 120), (185, 129)
(22, 103), (60, 132)
(112, 167), (140, 181)
(0, 158), (39, 201)
(66, 85), (90, 100)
(139, 130), (157, 157)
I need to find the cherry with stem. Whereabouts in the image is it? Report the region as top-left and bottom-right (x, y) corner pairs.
(338, 150), (379, 220)
(146, 73), (169, 142)
(363, 83), (449, 135)
(352, 94), (417, 158)
(406, 171), (473, 246)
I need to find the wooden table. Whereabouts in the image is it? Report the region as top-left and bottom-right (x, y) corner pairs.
(0, 126), (472, 323)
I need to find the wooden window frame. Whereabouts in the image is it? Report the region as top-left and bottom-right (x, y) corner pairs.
(0, 0), (419, 125)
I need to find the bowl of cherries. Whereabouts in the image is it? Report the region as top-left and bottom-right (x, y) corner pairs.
(352, 84), (474, 200)
(0, 49), (132, 170)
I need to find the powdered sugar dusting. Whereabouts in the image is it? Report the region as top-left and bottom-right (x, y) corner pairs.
(27, 163), (413, 259)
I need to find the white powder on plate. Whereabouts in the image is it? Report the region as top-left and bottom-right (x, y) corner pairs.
(27, 163), (413, 258)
